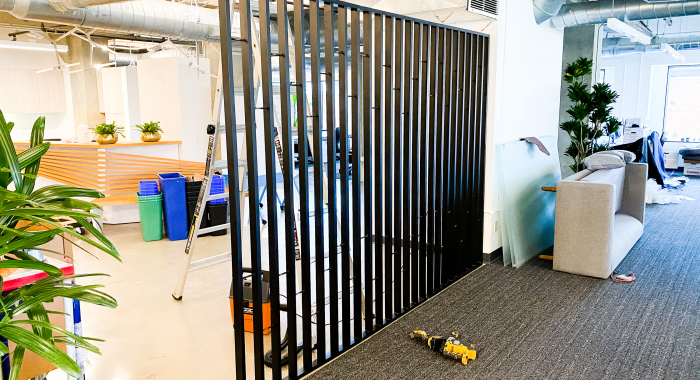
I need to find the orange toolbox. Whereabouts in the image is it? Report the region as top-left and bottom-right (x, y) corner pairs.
(230, 269), (271, 334)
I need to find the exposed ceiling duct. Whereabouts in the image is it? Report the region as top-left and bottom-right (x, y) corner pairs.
(532, 0), (565, 25)
(0, 0), (221, 41)
(46, 0), (132, 12)
(603, 34), (700, 55)
(549, 0), (700, 28)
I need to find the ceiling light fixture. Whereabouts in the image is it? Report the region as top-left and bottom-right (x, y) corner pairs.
(36, 62), (80, 74)
(94, 62), (117, 70)
(606, 18), (652, 45)
(660, 43), (686, 62)
(0, 40), (68, 53)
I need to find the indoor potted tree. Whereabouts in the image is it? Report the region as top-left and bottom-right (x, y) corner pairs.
(1, 110), (121, 380)
(90, 122), (125, 145)
(135, 121), (164, 142)
(560, 57), (622, 173)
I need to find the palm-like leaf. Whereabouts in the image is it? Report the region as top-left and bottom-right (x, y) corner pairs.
(0, 109), (121, 380)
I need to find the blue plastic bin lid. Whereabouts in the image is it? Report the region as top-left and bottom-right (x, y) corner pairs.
(157, 173), (185, 180)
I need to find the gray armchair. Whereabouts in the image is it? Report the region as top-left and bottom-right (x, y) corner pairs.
(553, 163), (648, 279)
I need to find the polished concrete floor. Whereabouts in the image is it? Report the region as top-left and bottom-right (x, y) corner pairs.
(48, 223), (250, 380)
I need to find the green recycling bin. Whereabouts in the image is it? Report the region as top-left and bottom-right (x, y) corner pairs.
(137, 192), (164, 242)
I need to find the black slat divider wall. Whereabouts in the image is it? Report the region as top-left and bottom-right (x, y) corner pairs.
(217, 1), (489, 377)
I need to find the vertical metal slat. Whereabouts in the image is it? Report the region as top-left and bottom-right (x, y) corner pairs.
(294, 0), (313, 370)
(337, 4), (351, 351)
(350, 7), (364, 344)
(309, 0), (326, 365)
(276, 0), (298, 375)
(418, 23), (429, 302)
(433, 27), (445, 290)
(392, 17), (402, 316)
(426, 25), (437, 296)
(238, 2), (265, 378)
(324, 2), (340, 357)
(383, 15), (394, 321)
(373, 14), (384, 326)
(401, 19), (412, 312)
(363, 11), (375, 335)
(216, 0), (245, 377)
(409, 21), (420, 307)
(258, 0), (282, 377)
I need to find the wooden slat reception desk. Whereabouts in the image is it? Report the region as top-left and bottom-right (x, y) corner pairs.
(14, 141), (206, 202)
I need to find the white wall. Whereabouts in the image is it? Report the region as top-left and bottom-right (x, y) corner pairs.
(483, 0), (564, 254)
(0, 37), (76, 141)
(602, 49), (700, 168)
(137, 57), (212, 162)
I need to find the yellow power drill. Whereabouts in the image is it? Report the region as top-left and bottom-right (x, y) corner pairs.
(410, 330), (477, 365)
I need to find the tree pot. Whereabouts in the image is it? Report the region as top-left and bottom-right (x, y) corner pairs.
(141, 131), (162, 142)
(96, 134), (118, 144)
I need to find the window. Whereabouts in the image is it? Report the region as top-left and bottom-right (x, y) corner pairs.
(664, 65), (700, 142)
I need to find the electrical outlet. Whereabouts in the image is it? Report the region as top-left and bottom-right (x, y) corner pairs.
(195, 135), (201, 144)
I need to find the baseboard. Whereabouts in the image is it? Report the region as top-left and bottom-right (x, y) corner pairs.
(483, 247), (503, 264)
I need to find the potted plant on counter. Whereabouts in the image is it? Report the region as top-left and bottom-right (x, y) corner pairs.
(135, 121), (163, 142)
(90, 122), (125, 145)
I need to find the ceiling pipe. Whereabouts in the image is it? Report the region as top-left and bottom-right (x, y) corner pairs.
(1, 0), (221, 41)
(532, 0), (565, 25)
(603, 34), (700, 56)
(549, 0), (700, 28)
(46, 0), (133, 12)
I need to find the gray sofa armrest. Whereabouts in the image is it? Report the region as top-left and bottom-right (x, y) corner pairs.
(553, 180), (615, 278)
(619, 163), (648, 225)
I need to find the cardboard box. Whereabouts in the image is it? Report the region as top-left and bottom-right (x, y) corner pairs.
(14, 219), (75, 263)
(8, 298), (67, 380)
(684, 161), (700, 176)
(6, 222), (75, 378)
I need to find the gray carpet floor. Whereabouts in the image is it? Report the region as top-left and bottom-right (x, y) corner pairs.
(306, 177), (700, 379)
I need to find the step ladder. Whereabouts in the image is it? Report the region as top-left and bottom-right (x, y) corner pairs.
(172, 123), (234, 300)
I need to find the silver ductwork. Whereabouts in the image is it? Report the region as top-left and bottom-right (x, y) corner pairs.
(603, 34), (700, 56)
(549, 0), (700, 28)
(1, 0), (221, 41)
(532, 0), (565, 25)
(47, 0), (133, 12)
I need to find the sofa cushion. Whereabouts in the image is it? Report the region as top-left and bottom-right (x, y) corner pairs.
(580, 167), (625, 213)
(610, 213), (644, 274)
(584, 151), (625, 170)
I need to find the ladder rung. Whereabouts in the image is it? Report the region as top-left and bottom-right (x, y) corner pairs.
(213, 160), (228, 171)
(207, 192), (229, 201)
(188, 252), (231, 272)
(198, 223), (230, 235)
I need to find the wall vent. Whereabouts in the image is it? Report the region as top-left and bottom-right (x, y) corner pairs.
(468, 0), (498, 18)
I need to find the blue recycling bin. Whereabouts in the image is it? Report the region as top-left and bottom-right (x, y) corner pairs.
(157, 173), (188, 241)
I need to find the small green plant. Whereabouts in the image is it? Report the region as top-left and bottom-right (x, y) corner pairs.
(561, 57), (622, 173)
(90, 122), (125, 137)
(135, 121), (163, 134)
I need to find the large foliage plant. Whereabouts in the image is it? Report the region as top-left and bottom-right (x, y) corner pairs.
(561, 57), (622, 173)
(0, 110), (120, 380)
